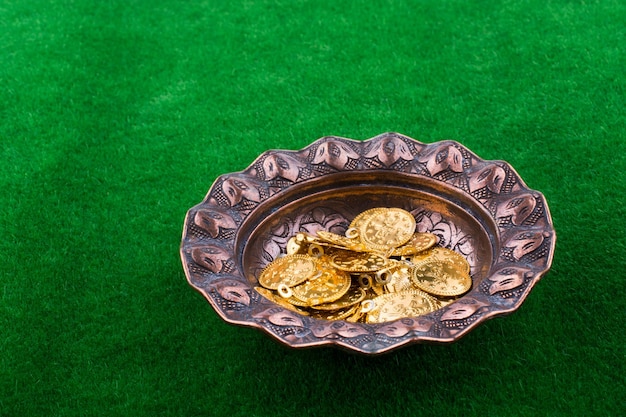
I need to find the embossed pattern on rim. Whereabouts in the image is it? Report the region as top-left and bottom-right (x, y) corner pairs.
(180, 133), (556, 354)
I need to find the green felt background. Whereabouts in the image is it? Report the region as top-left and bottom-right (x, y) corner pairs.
(1, 0), (625, 415)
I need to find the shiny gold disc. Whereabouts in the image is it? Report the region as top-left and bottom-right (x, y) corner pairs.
(365, 289), (436, 323)
(286, 236), (305, 255)
(345, 308), (364, 323)
(258, 254), (319, 290)
(411, 246), (471, 274)
(383, 264), (414, 293)
(356, 208), (416, 251)
(291, 264), (351, 306)
(368, 282), (386, 297)
(390, 232), (438, 256)
(310, 286), (366, 311)
(316, 230), (367, 252)
(431, 295), (458, 310)
(411, 258), (472, 297)
(330, 250), (388, 272)
(310, 303), (360, 321)
(254, 287), (310, 315)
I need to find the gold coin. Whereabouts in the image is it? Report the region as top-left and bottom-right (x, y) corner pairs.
(390, 233), (438, 256)
(330, 250), (388, 272)
(332, 304), (363, 320)
(285, 233), (326, 255)
(411, 246), (470, 274)
(356, 208), (416, 251)
(258, 254), (319, 290)
(295, 232), (317, 244)
(409, 247), (435, 264)
(316, 230), (367, 252)
(431, 295), (458, 310)
(365, 289), (436, 323)
(267, 284), (313, 307)
(310, 286), (366, 311)
(383, 264), (414, 293)
(368, 282), (386, 297)
(348, 210), (369, 233)
(286, 236), (305, 255)
(291, 264), (351, 306)
(411, 258), (472, 297)
(254, 287), (310, 315)
(310, 303), (360, 321)
(345, 308), (364, 322)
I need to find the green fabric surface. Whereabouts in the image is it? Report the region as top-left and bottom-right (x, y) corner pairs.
(2, 0), (624, 415)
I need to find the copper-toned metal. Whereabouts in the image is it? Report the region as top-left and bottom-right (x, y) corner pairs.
(180, 132), (556, 354)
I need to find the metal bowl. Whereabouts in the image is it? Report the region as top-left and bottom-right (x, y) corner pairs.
(180, 133), (555, 354)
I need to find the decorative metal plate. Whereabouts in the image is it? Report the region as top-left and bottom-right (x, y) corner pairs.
(180, 133), (556, 354)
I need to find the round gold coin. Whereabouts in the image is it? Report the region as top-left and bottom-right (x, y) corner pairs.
(310, 286), (366, 311)
(254, 287), (310, 315)
(383, 264), (414, 293)
(431, 295), (458, 310)
(368, 282), (386, 297)
(356, 208), (416, 251)
(286, 236), (305, 255)
(411, 246), (470, 274)
(345, 309), (364, 323)
(348, 209), (370, 234)
(330, 250), (388, 272)
(365, 289), (436, 323)
(258, 254), (319, 290)
(411, 258), (472, 297)
(310, 303), (360, 321)
(390, 233), (438, 256)
(316, 230), (367, 252)
(291, 264), (351, 306)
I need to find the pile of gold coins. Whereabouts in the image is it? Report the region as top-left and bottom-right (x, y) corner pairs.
(255, 207), (472, 323)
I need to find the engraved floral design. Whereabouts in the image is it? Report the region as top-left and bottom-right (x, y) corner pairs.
(420, 143), (464, 176)
(311, 139), (360, 170)
(364, 136), (414, 167)
(193, 208), (237, 239)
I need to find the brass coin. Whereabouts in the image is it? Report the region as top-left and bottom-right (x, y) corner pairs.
(310, 303), (360, 321)
(330, 250), (388, 272)
(411, 247), (470, 274)
(254, 287), (310, 315)
(390, 233), (438, 256)
(291, 264), (351, 306)
(357, 208), (416, 251)
(411, 258), (472, 297)
(286, 237), (302, 255)
(286, 233), (324, 255)
(431, 295), (458, 310)
(310, 285), (366, 311)
(366, 289), (436, 323)
(348, 210), (369, 234)
(316, 230), (367, 252)
(260, 284), (311, 307)
(349, 207), (399, 234)
(383, 264), (414, 293)
(368, 282), (386, 297)
(258, 254), (319, 290)
(295, 232), (317, 244)
(345, 308), (364, 323)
